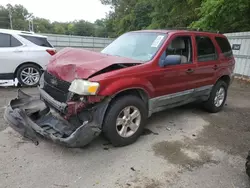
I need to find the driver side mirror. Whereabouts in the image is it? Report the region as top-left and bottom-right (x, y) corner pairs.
(160, 55), (181, 67)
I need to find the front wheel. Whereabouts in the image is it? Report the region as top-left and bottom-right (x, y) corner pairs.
(103, 95), (147, 147)
(204, 80), (228, 113)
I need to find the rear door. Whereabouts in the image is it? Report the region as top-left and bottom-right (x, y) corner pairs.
(0, 33), (24, 75)
(193, 35), (219, 89)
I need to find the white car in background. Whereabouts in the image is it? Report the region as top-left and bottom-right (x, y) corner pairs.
(0, 29), (56, 86)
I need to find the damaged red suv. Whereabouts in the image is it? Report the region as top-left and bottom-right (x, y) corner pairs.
(4, 30), (235, 147)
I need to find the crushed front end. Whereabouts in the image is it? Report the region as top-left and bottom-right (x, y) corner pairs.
(4, 71), (110, 148)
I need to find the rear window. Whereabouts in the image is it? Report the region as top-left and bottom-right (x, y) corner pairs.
(215, 37), (233, 57)
(20, 35), (53, 48)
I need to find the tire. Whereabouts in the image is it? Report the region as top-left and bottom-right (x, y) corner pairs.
(16, 64), (42, 87)
(103, 95), (147, 147)
(246, 151), (250, 178)
(204, 80), (228, 113)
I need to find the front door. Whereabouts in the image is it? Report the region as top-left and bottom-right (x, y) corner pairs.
(149, 34), (197, 113)
(0, 33), (24, 75)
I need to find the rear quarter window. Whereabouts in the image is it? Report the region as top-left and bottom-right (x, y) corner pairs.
(215, 37), (233, 58)
(20, 35), (53, 48)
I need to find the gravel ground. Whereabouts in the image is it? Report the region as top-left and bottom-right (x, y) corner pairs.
(1, 81), (250, 188)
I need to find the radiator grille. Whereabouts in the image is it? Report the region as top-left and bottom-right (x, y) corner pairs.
(43, 71), (71, 102)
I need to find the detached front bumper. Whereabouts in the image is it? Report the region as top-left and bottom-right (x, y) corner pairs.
(4, 89), (109, 148)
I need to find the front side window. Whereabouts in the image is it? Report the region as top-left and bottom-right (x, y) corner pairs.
(20, 35), (53, 47)
(196, 36), (217, 62)
(0, 33), (22, 47)
(165, 36), (193, 64)
(101, 32), (167, 62)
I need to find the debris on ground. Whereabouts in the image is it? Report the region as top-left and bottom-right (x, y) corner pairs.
(130, 167), (136, 171)
(142, 128), (159, 136)
(166, 127), (171, 131)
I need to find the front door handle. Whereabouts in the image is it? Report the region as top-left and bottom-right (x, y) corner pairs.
(186, 69), (194, 74)
(214, 65), (218, 70)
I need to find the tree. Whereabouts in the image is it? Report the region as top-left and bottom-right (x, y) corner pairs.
(33, 18), (52, 33)
(6, 4), (31, 30)
(190, 0), (250, 33)
(0, 5), (9, 29)
(73, 20), (95, 36)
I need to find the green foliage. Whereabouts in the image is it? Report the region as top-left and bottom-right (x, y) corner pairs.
(190, 0), (250, 33)
(101, 0), (250, 36)
(0, 5), (9, 29)
(1, 1), (250, 38)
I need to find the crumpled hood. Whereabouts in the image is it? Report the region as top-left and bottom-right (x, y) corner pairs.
(47, 48), (141, 82)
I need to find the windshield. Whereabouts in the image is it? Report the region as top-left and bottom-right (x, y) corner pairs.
(101, 32), (167, 62)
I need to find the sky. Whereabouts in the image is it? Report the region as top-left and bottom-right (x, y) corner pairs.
(2, 0), (111, 23)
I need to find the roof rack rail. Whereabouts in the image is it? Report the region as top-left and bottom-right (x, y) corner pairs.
(164, 27), (222, 34)
(21, 31), (34, 35)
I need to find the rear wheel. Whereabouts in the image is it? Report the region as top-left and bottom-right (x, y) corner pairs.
(103, 95), (147, 147)
(204, 80), (228, 113)
(16, 64), (42, 87)
(246, 151), (250, 178)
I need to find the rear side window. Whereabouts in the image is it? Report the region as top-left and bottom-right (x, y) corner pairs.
(20, 35), (53, 47)
(215, 37), (233, 57)
(0, 33), (10, 47)
(0, 33), (22, 47)
(196, 36), (217, 62)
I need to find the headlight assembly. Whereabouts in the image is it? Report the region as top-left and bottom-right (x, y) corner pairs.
(69, 79), (100, 95)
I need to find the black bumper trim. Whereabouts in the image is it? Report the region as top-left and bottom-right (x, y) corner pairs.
(39, 87), (67, 113)
(3, 89), (109, 148)
(0, 73), (14, 80)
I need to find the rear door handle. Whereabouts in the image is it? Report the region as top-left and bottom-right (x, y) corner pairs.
(214, 65), (218, 70)
(186, 69), (194, 74)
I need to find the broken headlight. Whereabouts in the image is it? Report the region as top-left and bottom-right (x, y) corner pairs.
(68, 79), (100, 95)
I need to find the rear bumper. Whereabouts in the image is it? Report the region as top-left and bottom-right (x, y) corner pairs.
(4, 89), (109, 148)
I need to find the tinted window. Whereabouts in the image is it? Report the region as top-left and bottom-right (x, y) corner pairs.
(20, 35), (52, 47)
(196, 36), (217, 62)
(11, 36), (22, 47)
(0, 33), (11, 47)
(0, 33), (22, 47)
(215, 37), (233, 57)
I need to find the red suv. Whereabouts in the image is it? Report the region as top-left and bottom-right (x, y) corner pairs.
(4, 30), (235, 147)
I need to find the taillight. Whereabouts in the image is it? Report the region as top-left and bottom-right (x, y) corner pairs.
(46, 49), (56, 56)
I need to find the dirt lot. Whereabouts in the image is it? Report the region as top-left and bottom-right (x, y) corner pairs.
(1, 82), (250, 188)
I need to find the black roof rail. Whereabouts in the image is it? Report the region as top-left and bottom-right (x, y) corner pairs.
(164, 27), (222, 34)
(20, 31), (34, 35)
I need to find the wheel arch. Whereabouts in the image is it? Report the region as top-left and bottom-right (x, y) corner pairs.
(112, 88), (150, 104)
(14, 62), (43, 78)
(216, 75), (231, 86)
(101, 88), (150, 127)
